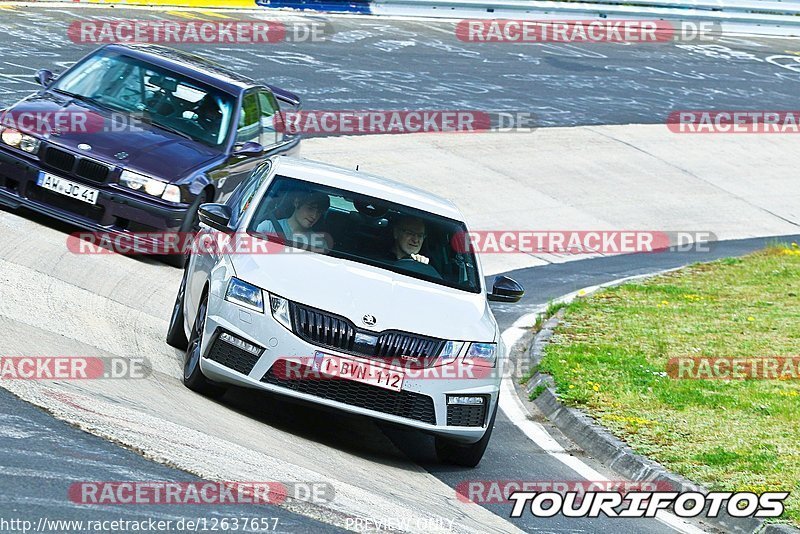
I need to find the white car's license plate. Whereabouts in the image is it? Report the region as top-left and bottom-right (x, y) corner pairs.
(37, 172), (99, 205)
(315, 352), (404, 392)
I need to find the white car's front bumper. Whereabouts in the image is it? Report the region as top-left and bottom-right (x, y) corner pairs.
(199, 293), (500, 443)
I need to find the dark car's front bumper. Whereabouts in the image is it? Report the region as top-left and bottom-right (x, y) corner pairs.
(0, 148), (190, 237)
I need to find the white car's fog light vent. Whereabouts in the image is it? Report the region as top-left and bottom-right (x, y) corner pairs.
(219, 332), (263, 356)
(206, 331), (264, 376)
(447, 395), (485, 406)
(446, 396), (489, 427)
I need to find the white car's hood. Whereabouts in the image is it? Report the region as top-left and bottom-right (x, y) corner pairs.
(230, 252), (496, 342)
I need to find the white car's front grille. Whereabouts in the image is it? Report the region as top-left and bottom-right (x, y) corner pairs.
(289, 301), (446, 368)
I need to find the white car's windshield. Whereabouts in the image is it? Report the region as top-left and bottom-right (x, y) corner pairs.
(52, 50), (235, 147)
(248, 175), (482, 293)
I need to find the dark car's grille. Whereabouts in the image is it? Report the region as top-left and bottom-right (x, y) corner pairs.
(42, 146), (110, 183)
(447, 400), (488, 427)
(289, 302), (445, 368)
(26, 187), (105, 222)
(75, 158), (110, 183)
(43, 147), (75, 174)
(262, 360), (437, 425)
(205, 335), (261, 376)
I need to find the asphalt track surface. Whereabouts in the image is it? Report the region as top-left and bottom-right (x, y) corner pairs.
(0, 5), (798, 126)
(0, 4), (798, 534)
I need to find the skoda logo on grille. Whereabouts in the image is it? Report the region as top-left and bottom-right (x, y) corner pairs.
(77, 143), (92, 151)
(362, 314), (377, 327)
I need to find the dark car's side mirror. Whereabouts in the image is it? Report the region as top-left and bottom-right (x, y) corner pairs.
(232, 141), (264, 157)
(487, 275), (525, 303)
(35, 69), (55, 87)
(198, 203), (233, 232)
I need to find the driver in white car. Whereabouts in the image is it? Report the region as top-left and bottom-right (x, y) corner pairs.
(387, 216), (440, 277)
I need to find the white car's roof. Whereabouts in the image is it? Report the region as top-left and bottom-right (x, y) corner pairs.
(271, 156), (465, 221)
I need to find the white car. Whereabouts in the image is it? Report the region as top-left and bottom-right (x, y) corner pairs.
(166, 156), (524, 466)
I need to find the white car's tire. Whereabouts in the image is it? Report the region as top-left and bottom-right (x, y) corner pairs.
(183, 293), (226, 398)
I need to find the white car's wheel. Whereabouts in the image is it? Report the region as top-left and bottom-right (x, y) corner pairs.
(165, 265), (189, 349)
(183, 293), (226, 398)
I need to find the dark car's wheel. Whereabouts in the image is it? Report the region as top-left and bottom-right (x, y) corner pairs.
(164, 190), (209, 268)
(165, 265), (190, 349)
(183, 293), (226, 398)
(434, 402), (498, 467)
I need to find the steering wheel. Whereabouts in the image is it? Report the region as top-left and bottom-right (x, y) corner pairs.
(146, 89), (179, 117)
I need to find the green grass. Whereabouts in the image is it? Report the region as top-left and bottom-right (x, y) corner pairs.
(539, 244), (800, 524)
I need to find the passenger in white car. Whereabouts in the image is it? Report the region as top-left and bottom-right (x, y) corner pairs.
(255, 190), (331, 250)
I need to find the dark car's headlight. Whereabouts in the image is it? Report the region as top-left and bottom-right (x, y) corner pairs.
(0, 127), (40, 154)
(119, 169), (181, 202)
(225, 277), (264, 313)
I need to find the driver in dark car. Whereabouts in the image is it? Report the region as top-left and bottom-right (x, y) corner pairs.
(193, 95), (223, 137)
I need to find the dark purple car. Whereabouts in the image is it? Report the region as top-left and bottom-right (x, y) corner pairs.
(0, 44), (301, 264)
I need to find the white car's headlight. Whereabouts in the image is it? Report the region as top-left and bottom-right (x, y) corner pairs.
(120, 169), (180, 201)
(463, 342), (497, 368)
(225, 277), (264, 313)
(437, 340), (465, 365)
(269, 293), (292, 330)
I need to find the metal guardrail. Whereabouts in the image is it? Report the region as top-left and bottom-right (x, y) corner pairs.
(372, 0), (800, 28)
(532, 0), (800, 15)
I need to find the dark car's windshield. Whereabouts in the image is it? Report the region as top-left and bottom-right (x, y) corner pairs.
(247, 175), (481, 293)
(52, 50), (235, 147)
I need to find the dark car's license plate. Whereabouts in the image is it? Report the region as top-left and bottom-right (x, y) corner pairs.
(37, 172), (99, 205)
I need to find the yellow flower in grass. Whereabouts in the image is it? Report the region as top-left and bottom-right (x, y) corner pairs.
(604, 414), (655, 425)
(747, 316), (755, 322)
(592, 385), (600, 392)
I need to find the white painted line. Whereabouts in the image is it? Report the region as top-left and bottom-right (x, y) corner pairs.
(498, 293), (706, 534)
